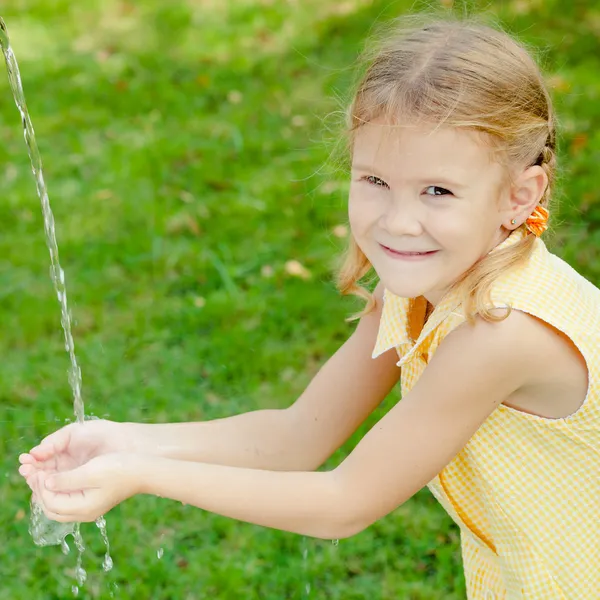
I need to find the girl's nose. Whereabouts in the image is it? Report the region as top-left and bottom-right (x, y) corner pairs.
(379, 199), (423, 237)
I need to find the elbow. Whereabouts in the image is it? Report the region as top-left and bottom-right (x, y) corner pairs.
(309, 472), (375, 541)
(311, 514), (372, 541)
(332, 520), (371, 540)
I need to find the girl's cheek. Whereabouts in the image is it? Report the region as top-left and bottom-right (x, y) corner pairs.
(349, 195), (378, 221)
(347, 201), (361, 228)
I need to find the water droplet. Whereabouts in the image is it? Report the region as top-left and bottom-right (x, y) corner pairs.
(157, 547), (164, 559)
(61, 538), (70, 555)
(305, 583), (311, 595)
(302, 547), (308, 560)
(71, 586), (79, 596)
(103, 554), (113, 572)
(331, 539), (339, 546)
(75, 566), (87, 586)
(73, 530), (85, 552)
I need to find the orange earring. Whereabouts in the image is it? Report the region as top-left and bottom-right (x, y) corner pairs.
(525, 204), (549, 237)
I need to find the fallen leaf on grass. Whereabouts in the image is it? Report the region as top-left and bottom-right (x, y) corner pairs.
(166, 213), (201, 236)
(332, 224), (348, 238)
(228, 90), (243, 104)
(261, 265), (274, 278)
(285, 260), (312, 280)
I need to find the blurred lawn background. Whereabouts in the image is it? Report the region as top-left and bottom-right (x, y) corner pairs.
(1, 0), (599, 598)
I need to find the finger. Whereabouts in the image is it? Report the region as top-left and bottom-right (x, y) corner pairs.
(19, 455), (46, 470)
(29, 471), (43, 498)
(40, 485), (89, 522)
(40, 424), (72, 447)
(27, 442), (67, 473)
(19, 464), (36, 478)
(44, 465), (95, 494)
(23, 475), (36, 494)
(37, 494), (80, 524)
(29, 441), (61, 461)
(21, 467), (51, 492)
(44, 509), (80, 523)
(31, 426), (73, 459)
(19, 453), (39, 465)
(21, 457), (55, 477)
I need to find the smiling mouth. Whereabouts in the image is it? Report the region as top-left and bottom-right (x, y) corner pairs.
(380, 244), (438, 256)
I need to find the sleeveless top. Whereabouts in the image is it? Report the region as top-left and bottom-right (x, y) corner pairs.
(372, 226), (600, 599)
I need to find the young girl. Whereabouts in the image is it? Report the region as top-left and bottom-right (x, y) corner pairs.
(19, 14), (600, 599)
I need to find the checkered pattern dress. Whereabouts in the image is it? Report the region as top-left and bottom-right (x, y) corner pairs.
(372, 226), (600, 599)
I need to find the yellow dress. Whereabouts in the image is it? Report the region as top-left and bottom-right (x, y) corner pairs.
(372, 226), (600, 599)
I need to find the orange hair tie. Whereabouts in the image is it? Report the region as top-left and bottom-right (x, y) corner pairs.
(525, 204), (549, 237)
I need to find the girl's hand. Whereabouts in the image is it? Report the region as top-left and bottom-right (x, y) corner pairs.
(18, 419), (131, 483)
(30, 453), (145, 523)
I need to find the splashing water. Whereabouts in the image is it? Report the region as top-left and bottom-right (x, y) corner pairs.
(0, 15), (112, 587)
(302, 537), (311, 598)
(0, 20), (84, 423)
(96, 517), (113, 572)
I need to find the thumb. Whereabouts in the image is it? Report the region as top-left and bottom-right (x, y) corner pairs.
(45, 465), (94, 493)
(30, 428), (71, 460)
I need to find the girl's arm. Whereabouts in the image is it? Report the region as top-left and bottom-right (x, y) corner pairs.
(127, 284), (399, 471)
(38, 309), (536, 537)
(25, 284), (399, 474)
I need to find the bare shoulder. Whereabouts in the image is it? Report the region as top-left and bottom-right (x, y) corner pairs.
(446, 307), (585, 372)
(437, 307), (588, 419)
(420, 308), (537, 405)
(419, 306), (588, 419)
(489, 308), (589, 419)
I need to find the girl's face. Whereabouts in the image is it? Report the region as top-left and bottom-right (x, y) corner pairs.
(349, 118), (511, 306)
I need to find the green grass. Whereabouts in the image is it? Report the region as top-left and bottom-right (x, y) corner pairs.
(1, 0), (599, 597)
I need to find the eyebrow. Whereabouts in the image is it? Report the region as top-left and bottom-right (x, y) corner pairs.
(351, 163), (467, 189)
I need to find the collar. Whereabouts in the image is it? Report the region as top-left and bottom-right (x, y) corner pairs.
(371, 226), (530, 365)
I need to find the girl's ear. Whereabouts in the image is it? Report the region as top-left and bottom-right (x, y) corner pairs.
(506, 165), (548, 225)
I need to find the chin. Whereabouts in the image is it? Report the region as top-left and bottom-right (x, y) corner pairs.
(378, 278), (429, 299)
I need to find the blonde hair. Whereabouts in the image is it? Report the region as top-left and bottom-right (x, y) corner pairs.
(332, 11), (559, 324)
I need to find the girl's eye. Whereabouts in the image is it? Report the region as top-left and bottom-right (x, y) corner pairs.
(425, 185), (452, 196)
(361, 177), (453, 196)
(362, 175), (389, 188)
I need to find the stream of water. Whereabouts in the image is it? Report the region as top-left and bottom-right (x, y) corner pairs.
(0, 15), (340, 598)
(0, 16), (112, 594)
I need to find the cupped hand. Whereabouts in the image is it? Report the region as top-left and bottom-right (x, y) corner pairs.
(19, 419), (130, 484)
(30, 452), (145, 523)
